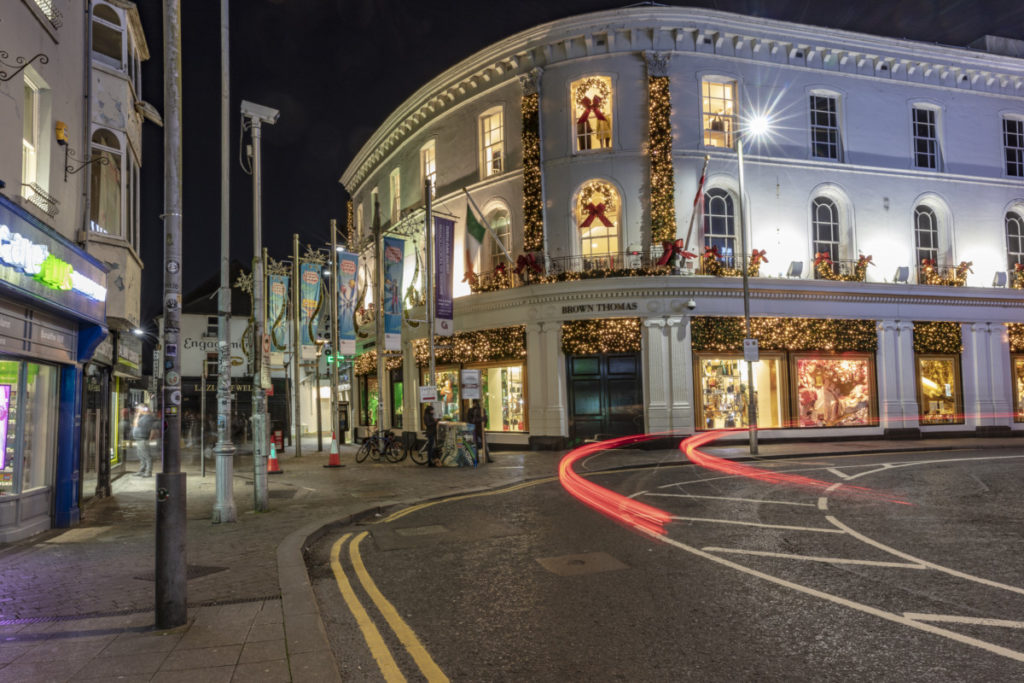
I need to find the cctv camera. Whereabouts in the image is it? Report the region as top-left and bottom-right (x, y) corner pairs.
(240, 99), (280, 124)
(686, 298), (697, 310)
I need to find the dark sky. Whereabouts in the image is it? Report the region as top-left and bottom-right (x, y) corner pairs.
(134, 0), (1024, 324)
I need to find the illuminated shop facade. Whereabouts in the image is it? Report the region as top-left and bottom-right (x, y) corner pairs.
(340, 7), (1024, 448)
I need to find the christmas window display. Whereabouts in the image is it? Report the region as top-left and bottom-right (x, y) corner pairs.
(576, 180), (620, 264)
(390, 367), (403, 430)
(360, 376), (379, 427)
(423, 367), (461, 421)
(916, 355), (962, 425)
(573, 76), (613, 151)
(476, 363), (526, 432)
(696, 354), (785, 430)
(1013, 356), (1024, 423)
(793, 354), (875, 428)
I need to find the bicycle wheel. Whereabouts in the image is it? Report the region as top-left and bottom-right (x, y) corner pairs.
(355, 439), (375, 463)
(384, 439), (405, 463)
(409, 440), (430, 465)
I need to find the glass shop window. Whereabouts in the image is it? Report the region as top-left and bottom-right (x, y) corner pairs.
(792, 354), (875, 427)
(696, 354), (785, 430)
(477, 363), (526, 432)
(916, 355), (963, 425)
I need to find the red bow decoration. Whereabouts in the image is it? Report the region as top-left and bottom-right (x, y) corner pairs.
(751, 249), (768, 264)
(495, 263), (506, 276)
(1015, 263), (1024, 273)
(857, 254), (874, 266)
(703, 245), (721, 259)
(515, 252), (544, 275)
(577, 95), (607, 124)
(461, 267), (478, 285)
(921, 258), (936, 268)
(579, 203), (612, 229)
(813, 251), (833, 267)
(658, 240), (697, 266)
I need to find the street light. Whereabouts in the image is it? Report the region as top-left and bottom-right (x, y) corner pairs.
(736, 114), (771, 456)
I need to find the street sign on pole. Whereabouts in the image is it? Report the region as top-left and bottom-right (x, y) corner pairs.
(743, 338), (759, 363)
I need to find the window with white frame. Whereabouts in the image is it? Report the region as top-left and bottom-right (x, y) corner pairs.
(92, 2), (124, 70)
(703, 188), (736, 266)
(480, 108), (503, 177)
(572, 77), (613, 151)
(576, 180), (620, 258)
(22, 79), (40, 190)
(914, 205), (939, 266)
(1004, 117), (1024, 178)
(205, 316), (218, 337)
(486, 207), (511, 270)
(90, 129), (123, 237)
(703, 78), (736, 149)
(809, 94), (841, 160)
(912, 107), (940, 170)
(421, 142), (436, 197)
(812, 197), (840, 273)
(1007, 210), (1024, 272)
(389, 169), (400, 223)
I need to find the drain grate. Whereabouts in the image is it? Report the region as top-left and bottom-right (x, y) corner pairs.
(133, 564), (228, 582)
(535, 552), (628, 576)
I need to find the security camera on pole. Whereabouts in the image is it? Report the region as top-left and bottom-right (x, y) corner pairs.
(241, 98), (279, 511)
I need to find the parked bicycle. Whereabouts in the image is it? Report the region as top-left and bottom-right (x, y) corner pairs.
(355, 428), (403, 464)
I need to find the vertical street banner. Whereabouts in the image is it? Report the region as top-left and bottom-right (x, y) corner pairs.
(382, 236), (404, 351)
(434, 216), (454, 336)
(337, 251), (359, 355)
(267, 274), (289, 351)
(299, 262), (321, 347)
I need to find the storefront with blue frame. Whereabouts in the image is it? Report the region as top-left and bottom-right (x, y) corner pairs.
(0, 196), (107, 542)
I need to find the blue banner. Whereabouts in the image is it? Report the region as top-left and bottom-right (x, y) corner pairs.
(299, 262), (321, 347)
(434, 217), (454, 336)
(337, 252), (358, 355)
(267, 274), (289, 350)
(382, 237), (404, 351)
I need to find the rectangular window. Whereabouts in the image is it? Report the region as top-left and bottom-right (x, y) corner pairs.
(573, 76), (613, 151)
(0, 361), (59, 496)
(391, 367), (403, 430)
(809, 95), (841, 160)
(916, 355), (963, 425)
(422, 367), (460, 421)
(205, 316), (218, 337)
(361, 375), (379, 427)
(912, 107), (938, 169)
(370, 188), (379, 228)
(421, 142), (436, 197)
(477, 363), (526, 432)
(480, 110), (503, 177)
(793, 354), (875, 427)
(1004, 118), (1024, 178)
(702, 79), (736, 149)
(389, 169), (400, 223)
(204, 353), (218, 378)
(22, 81), (39, 189)
(1014, 356), (1024, 423)
(356, 202), (364, 239)
(696, 355), (785, 430)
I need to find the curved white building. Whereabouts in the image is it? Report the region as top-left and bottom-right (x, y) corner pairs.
(340, 6), (1024, 448)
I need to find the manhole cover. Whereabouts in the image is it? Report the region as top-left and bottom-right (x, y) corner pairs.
(535, 552), (628, 576)
(394, 525), (448, 537)
(134, 565), (228, 582)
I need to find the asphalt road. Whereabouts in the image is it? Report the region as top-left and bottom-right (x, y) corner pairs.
(306, 448), (1024, 681)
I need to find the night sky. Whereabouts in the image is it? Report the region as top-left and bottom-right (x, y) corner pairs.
(134, 0), (1024, 324)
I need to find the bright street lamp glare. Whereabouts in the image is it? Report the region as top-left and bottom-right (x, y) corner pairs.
(748, 114), (771, 137)
(133, 328), (144, 336)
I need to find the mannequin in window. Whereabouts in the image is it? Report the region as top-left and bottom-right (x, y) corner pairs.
(710, 112), (725, 131)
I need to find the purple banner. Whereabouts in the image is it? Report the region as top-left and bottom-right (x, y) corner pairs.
(434, 217), (454, 336)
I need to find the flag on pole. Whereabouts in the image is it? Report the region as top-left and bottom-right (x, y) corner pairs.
(683, 155), (711, 253)
(465, 202), (487, 276)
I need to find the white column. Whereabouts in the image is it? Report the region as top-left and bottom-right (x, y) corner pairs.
(963, 323), (989, 428)
(643, 316), (694, 435)
(526, 321), (566, 441)
(987, 323), (1013, 425)
(670, 316), (695, 432)
(526, 322), (545, 436)
(402, 339), (418, 433)
(876, 320), (918, 430)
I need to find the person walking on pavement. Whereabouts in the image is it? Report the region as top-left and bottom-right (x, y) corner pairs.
(467, 398), (492, 463)
(423, 404), (439, 467)
(132, 404), (158, 477)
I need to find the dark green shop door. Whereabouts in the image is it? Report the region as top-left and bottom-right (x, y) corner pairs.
(566, 352), (643, 441)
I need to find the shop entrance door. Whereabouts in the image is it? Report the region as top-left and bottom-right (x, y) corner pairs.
(566, 352), (643, 442)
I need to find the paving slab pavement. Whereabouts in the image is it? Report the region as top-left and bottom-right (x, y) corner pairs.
(0, 432), (1020, 680)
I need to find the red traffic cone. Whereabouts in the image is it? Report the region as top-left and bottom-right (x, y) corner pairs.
(268, 440), (283, 474)
(324, 432), (344, 468)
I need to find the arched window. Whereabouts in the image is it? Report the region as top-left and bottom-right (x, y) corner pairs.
(703, 188), (735, 266)
(812, 197), (840, 266)
(576, 181), (620, 260)
(487, 207), (511, 270)
(572, 77), (613, 151)
(914, 205), (938, 266)
(90, 128), (123, 236)
(1007, 210), (1024, 271)
(92, 3), (123, 70)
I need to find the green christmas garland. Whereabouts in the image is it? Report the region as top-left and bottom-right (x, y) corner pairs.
(691, 317), (878, 352)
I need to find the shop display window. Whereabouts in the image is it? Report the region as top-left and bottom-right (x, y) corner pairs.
(793, 354), (875, 427)
(390, 368), (403, 429)
(433, 368), (460, 421)
(0, 361), (18, 495)
(916, 355), (963, 425)
(0, 361), (58, 495)
(1013, 356), (1024, 423)
(696, 355), (785, 430)
(361, 376), (379, 426)
(477, 364), (526, 432)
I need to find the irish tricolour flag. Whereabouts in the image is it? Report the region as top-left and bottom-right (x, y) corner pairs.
(465, 203), (486, 276)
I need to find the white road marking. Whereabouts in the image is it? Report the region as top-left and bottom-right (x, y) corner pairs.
(670, 516), (844, 533)
(817, 497), (829, 511)
(648, 530), (1024, 663)
(904, 613), (1024, 629)
(827, 468), (853, 480)
(827, 516), (1024, 596)
(644, 493), (815, 506)
(702, 546), (926, 569)
(841, 454), (1024, 481)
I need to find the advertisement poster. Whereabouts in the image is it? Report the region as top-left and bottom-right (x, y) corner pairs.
(337, 252), (359, 355)
(0, 385), (9, 470)
(299, 262), (322, 347)
(267, 274), (289, 351)
(382, 237), (404, 351)
(434, 216), (454, 336)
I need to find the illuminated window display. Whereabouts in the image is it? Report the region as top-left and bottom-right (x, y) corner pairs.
(391, 368), (403, 429)
(432, 368), (461, 421)
(361, 376), (379, 427)
(794, 355), (875, 427)
(0, 360), (58, 495)
(477, 363), (526, 432)
(916, 355), (962, 424)
(1013, 356), (1024, 423)
(696, 355), (785, 429)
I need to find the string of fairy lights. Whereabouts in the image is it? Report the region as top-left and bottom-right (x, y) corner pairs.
(1008, 323), (1024, 352)
(521, 92), (543, 252)
(561, 318), (642, 354)
(648, 76), (676, 244)
(353, 350), (402, 376)
(691, 317), (878, 352)
(411, 326), (527, 367)
(912, 321), (963, 354)
(346, 199), (355, 247)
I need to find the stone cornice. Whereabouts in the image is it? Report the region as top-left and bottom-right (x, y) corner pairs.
(340, 6), (1024, 194)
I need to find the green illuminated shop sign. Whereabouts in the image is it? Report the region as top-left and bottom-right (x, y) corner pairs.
(0, 224), (106, 302)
